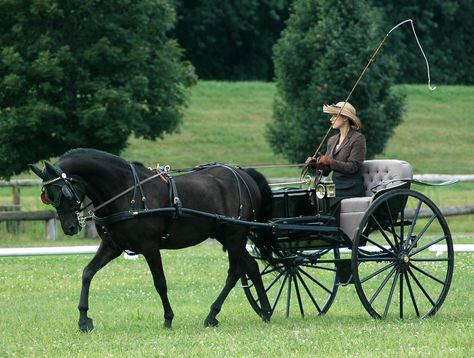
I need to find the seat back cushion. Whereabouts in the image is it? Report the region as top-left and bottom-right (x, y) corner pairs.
(361, 160), (413, 196)
(340, 160), (413, 240)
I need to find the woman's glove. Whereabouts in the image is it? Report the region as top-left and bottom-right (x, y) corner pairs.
(319, 155), (331, 167)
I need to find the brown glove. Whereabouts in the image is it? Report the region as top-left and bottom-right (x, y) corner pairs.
(304, 156), (317, 171)
(319, 155), (331, 167)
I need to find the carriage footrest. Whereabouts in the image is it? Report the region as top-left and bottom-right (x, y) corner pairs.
(335, 259), (354, 286)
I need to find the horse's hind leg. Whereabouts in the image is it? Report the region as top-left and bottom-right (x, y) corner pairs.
(204, 236), (245, 327)
(204, 255), (241, 327)
(78, 240), (122, 332)
(143, 250), (174, 329)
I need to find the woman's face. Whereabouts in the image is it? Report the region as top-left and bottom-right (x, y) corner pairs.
(330, 115), (349, 129)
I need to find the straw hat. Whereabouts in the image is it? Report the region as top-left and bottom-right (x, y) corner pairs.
(323, 101), (362, 129)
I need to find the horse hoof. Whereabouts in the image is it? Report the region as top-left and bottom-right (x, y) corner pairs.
(163, 320), (172, 329)
(204, 318), (219, 327)
(78, 317), (94, 332)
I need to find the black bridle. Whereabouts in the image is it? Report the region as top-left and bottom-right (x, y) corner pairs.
(41, 164), (171, 227)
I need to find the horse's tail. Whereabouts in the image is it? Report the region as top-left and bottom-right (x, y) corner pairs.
(243, 168), (272, 222)
(243, 168), (276, 261)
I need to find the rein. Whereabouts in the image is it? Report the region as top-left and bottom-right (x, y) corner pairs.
(90, 168), (169, 214)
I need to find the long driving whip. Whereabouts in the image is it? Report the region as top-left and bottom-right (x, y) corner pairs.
(301, 19), (436, 178)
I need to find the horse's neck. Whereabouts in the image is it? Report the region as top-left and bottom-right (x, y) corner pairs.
(63, 156), (133, 211)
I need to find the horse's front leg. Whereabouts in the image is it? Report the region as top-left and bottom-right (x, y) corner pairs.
(78, 240), (121, 332)
(144, 250), (174, 328)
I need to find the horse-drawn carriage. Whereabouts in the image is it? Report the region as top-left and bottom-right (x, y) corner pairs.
(243, 159), (454, 320)
(30, 150), (454, 331)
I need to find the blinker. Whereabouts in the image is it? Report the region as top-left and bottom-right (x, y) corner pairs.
(62, 185), (74, 200)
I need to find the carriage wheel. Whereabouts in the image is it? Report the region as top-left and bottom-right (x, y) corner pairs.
(352, 189), (454, 319)
(242, 247), (339, 318)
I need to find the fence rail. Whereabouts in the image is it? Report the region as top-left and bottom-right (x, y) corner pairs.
(1, 174), (473, 241)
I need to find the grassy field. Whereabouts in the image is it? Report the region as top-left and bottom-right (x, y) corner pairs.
(1, 244), (473, 357)
(119, 82), (474, 175)
(0, 82), (473, 356)
(1, 81), (473, 242)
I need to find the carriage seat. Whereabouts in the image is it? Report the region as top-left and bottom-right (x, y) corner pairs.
(339, 160), (413, 240)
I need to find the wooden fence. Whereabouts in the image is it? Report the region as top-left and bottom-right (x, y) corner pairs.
(1, 175), (473, 240)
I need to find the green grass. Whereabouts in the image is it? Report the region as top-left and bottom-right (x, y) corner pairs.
(1, 244), (473, 357)
(1, 81), (473, 356)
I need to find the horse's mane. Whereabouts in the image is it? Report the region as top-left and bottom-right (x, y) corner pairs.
(59, 148), (148, 171)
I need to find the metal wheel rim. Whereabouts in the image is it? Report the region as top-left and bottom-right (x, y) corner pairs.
(351, 189), (454, 319)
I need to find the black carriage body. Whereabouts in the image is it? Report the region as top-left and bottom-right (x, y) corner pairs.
(267, 187), (347, 250)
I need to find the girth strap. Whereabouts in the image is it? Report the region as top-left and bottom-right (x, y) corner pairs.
(164, 173), (182, 217)
(129, 163), (149, 211)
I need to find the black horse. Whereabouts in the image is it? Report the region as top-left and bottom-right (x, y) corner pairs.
(30, 148), (272, 331)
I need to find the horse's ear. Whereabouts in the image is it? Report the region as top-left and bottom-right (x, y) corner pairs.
(29, 164), (45, 179)
(44, 161), (63, 177)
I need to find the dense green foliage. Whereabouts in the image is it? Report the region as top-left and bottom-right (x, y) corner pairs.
(373, 0), (474, 85)
(172, 0), (289, 80)
(170, 0), (473, 83)
(268, 0), (405, 162)
(0, 0), (195, 178)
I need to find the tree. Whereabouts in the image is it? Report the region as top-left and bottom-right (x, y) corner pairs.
(267, 0), (405, 163)
(172, 0), (290, 80)
(0, 0), (196, 178)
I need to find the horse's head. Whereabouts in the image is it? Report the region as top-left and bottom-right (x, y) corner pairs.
(29, 162), (87, 235)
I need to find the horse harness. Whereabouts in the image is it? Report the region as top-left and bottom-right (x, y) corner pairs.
(42, 163), (257, 230)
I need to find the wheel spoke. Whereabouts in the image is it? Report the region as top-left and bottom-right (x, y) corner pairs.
(410, 263), (447, 286)
(296, 271), (322, 313)
(410, 236), (447, 257)
(410, 257), (450, 262)
(369, 267), (396, 305)
(407, 214), (437, 251)
(384, 200), (401, 249)
(370, 214), (398, 253)
(406, 199), (423, 243)
(399, 202), (405, 249)
(286, 274), (292, 318)
(359, 261), (396, 284)
(299, 267), (333, 294)
(293, 273), (305, 317)
(383, 270), (400, 319)
(404, 271), (420, 317)
(262, 264), (285, 276)
(272, 273), (288, 313)
(400, 273), (404, 319)
(364, 236), (397, 256)
(407, 267), (436, 307)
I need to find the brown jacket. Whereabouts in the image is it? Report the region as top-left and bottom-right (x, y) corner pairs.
(324, 128), (366, 198)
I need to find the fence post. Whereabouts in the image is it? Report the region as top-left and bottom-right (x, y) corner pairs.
(0, 205), (22, 234)
(46, 218), (57, 241)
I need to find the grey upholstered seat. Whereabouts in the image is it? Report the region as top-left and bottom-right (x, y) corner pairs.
(339, 160), (413, 240)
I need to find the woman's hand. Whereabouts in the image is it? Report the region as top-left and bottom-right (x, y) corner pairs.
(319, 155), (331, 167)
